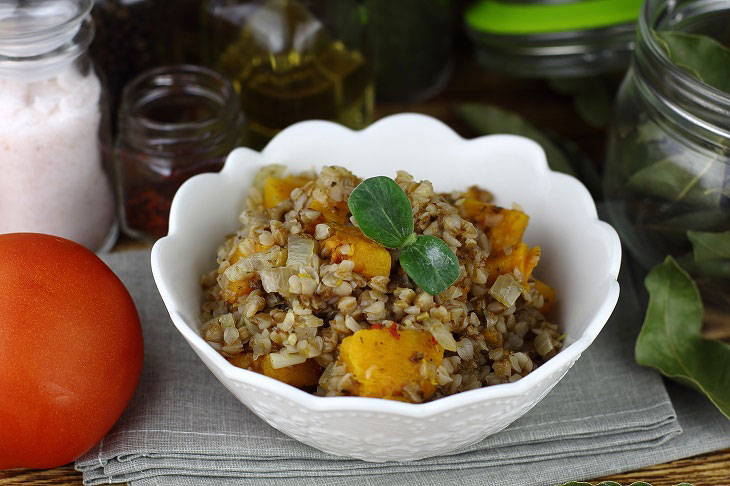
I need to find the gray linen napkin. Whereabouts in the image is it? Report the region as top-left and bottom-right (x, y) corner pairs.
(77, 250), (683, 485)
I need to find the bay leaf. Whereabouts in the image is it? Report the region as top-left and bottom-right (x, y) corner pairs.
(676, 253), (730, 281)
(455, 103), (577, 177)
(574, 83), (612, 129)
(636, 209), (730, 249)
(555, 136), (604, 200)
(635, 256), (730, 420)
(687, 229), (730, 261)
(455, 103), (604, 199)
(613, 120), (684, 181)
(547, 76), (613, 128)
(626, 157), (726, 207)
(654, 30), (730, 94)
(659, 209), (730, 233)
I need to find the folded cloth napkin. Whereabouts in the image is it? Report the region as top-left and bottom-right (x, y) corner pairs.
(77, 249), (685, 485)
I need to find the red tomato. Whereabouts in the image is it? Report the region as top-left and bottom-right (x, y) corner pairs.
(0, 233), (143, 469)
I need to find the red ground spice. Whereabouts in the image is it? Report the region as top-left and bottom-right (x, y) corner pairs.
(388, 323), (400, 340)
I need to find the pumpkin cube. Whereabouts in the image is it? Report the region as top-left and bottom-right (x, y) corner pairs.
(339, 327), (444, 401)
(533, 278), (556, 316)
(263, 176), (311, 209)
(460, 199), (529, 252)
(484, 242), (541, 287)
(323, 224), (392, 278)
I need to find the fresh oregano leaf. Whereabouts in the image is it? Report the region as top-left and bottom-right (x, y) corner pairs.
(635, 256), (730, 420)
(348, 176), (414, 248)
(348, 176), (460, 295)
(654, 30), (730, 94)
(399, 235), (460, 296)
(687, 229), (730, 262)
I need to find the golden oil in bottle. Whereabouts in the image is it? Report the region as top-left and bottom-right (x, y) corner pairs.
(209, 0), (374, 149)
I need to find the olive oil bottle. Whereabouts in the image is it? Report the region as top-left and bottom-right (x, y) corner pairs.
(205, 0), (374, 149)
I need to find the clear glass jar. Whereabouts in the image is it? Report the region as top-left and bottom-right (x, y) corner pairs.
(91, 0), (205, 121)
(604, 0), (730, 310)
(365, 0), (453, 102)
(115, 65), (244, 241)
(204, 0), (374, 149)
(0, 0), (117, 252)
(465, 0), (643, 78)
(91, 0), (163, 114)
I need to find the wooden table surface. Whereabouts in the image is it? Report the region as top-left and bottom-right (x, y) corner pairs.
(2, 56), (729, 486)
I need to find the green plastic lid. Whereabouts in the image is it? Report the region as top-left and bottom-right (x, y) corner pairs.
(466, 0), (643, 36)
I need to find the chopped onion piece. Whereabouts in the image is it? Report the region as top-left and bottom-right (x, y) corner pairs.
(224, 252), (272, 281)
(259, 267), (297, 294)
(427, 319), (457, 351)
(489, 274), (522, 307)
(253, 164), (286, 190)
(268, 351), (307, 369)
(286, 234), (316, 270)
(534, 331), (555, 357)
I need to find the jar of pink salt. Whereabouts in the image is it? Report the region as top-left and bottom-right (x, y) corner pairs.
(0, 0), (116, 252)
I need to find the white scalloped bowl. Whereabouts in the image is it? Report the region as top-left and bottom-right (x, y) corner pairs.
(151, 113), (621, 462)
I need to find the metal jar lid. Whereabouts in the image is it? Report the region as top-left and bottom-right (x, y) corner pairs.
(465, 0), (643, 78)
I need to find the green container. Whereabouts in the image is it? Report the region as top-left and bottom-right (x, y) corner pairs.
(465, 0), (643, 77)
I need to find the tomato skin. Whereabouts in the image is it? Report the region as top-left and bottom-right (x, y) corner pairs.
(0, 233), (143, 469)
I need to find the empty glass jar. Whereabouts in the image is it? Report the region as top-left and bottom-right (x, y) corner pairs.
(604, 0), (730, 310)
(115, 65), (244, 241)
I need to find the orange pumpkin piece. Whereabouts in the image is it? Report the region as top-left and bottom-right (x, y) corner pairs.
(229, 242), (268, 264)
(461, 199), (529, 252)
(263, 176), (311, 209)
(323, 224), (392, 278)
(533, 278), (556, 316)
(339, 328), (444, 401)
(461, 186), (483, 201)
(222, 278), (253, 303)
(228, 353), (321, 388)
(309, 197), (350, 225)
(484, 243), (541, 287)
(258, 355), (321, 388)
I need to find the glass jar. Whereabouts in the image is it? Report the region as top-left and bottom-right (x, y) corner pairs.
(91, 0), (164, 113)
(465, 0), (643, 78)
(0, 0), (117, 252)
(91, 0), (205, 127)
(604, 0), (730, 310)
(365, 0), (453, 102)
(204, 0), (374, 149)
(115, 65), (244, 241)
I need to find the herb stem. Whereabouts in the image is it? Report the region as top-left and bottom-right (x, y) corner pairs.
(401, 233), (418, 248)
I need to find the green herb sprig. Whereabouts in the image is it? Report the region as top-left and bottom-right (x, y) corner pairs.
(347, 176), (460, 296)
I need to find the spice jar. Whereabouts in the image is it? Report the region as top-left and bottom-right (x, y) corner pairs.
(604, 0), (730, 310)
(204, 0), (374, 149)
(115, 65), (244, 241)
(0, 0), (117, 252)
